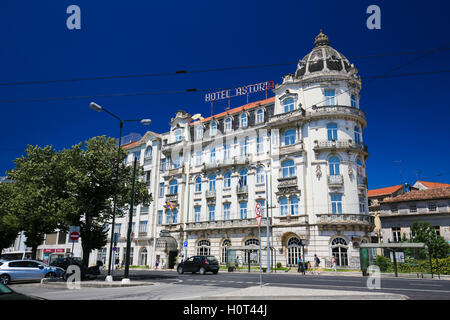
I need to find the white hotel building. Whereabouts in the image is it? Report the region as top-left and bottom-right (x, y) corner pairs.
(100, 31), (373, 270)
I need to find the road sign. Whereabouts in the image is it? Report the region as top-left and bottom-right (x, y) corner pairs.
(255, 203), (262, 227)
(69, 231), (80, 242)
(183, 241), (188, 248)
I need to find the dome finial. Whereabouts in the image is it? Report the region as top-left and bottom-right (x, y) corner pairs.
(314, 29), (330, 47)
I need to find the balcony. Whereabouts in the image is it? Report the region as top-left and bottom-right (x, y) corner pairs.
(357, 176), (368, 189)
(236, 185), (248, 194)
(306, 105), (366, 126)
(327, 174), (343, 187)
(313, 140), (368, 154)
(161, 223), (182, 232)
(279, 141), (304, 155)
(166, 193), (178, 202)
(277, 176), (298, 189)
(316, 213), (374, 231)
(161, 140), (186, 154)
(203, 156), (252, 171)
(164, 166), (184, 177)
(140, 206), (150, 214)
(268, 108), (305, 127)
(205, 190), (216, 198)
(274, 214), (308, 227)
(144, 157), (152, 165)
(185, 218), (268, 232)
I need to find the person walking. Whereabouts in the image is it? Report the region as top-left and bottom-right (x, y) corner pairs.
(298, 257), (305, 275)
(313, 254), (321, 275)
(331, 254), (337, 273)
(297, 257), (302, 273)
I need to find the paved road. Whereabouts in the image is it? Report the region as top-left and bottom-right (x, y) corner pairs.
(8, 269), (450, 300)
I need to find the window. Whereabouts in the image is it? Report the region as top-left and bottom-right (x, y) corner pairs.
(133, 151), (141, 162)
(221, 240), (231, 264)
(223, 203), (231, 220)
(283, 129), (296, 146)
(256, 166), (265, 184)
(283, 98), (294, 113)
(197, 126), (203, 139)
(139, 248), (147, 266)
(210, 122), (217, 136)
(435, 226), (441, 237)
(354, 126), (361, 144)
(331, 194), (343, 214)
(392, 206), (398, 214)
(224, 144), (231, 160)
(239, 169), (247, 186)
(208, 205), (215, 221)
(256, 109), (264, 123)
(197, 240), (211, 256)
(280, 197), (288, 216)
(172, 208), (178, 223)
(157, 211), (163, 225)
(225, 118), (232, 132)
(287, 237), (302, 267)
(359, 196), (366, 214)
(240, 113), (248, 128)
(224, 172), (231, 188)
(175, 129), (183, 142)
(240, 137), (249, 156)
(114, 224), (122, 236)
(281, 159), (295, 178)
(290, 196), (299, 215)
(351, 94), (357, 108)
(210, 148), (216, 164)
(240, 201), (247, 219)
(244, 239), (259, 264)
(173, 154), (181, 169)
(331, 237), (348, 266)
(194, 206), (201, 222)
(196, 151), (202, 166)
(161, 158), (166, 172)
(256, 135), (263, 154)
(327, 123), (338, 141)
(195, 176), (202, 192)
(144, 146), (152, 159)
(209, 175), (216, 191)
(409, 205), (417, 213)
(159, 182), (164, 197)
(356, 158), (363, 177)
(257, 200), (266, 216)
(428, 203), (437, 212)
(392, 228), (401, 242)
(324, 89), (335, 106)
(169, 180), (178, 195)
(329, 156), (340, 175)
(139, 221), (148, 233)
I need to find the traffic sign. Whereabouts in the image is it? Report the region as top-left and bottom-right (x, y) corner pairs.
(69, 231), (80, 242)
(255, 203), (262, 227)
(183, 241), (188, 248)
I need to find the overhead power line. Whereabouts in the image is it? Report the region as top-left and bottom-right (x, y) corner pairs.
(0, 48), (449, 87)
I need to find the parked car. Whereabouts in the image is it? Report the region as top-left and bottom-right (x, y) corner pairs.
(0, 260), (65, 285)
(177, 256), (219, 275)
(0, 282), (43, 300)
(49, 254), (102, 280)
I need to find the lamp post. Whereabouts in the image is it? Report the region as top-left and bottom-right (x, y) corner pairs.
(89, 102), (151, 280)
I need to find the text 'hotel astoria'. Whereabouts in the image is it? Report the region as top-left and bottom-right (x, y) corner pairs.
(101, 31), (373, 270)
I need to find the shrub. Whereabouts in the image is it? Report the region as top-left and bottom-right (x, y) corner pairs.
(276, 262), (282, 269)
(374, 255), (391, 272)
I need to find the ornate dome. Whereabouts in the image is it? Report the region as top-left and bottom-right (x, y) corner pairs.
(293, 30), (358, 79)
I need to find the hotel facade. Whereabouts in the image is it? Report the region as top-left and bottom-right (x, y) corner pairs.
(98, 31), (373, 270)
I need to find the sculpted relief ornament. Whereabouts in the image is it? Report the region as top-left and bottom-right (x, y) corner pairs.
(316, 164), (322, 179)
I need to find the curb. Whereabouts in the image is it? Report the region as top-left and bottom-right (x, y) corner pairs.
(40, 278), (154, 288)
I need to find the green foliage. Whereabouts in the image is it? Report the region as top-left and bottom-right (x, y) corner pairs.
(374, 255), (391, 272)
(409, 221), (449, 259)
(276, 262), (282, 269)
(374, 255), (450, 275)
(0, 183), (21, 253)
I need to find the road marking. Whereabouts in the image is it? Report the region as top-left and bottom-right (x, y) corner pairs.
(409, 283), (443, 287)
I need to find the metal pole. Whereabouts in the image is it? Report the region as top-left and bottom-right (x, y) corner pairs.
(266, 172), (270, 272)
(259, 225), (262, 288)
(124, 157), (138, 279)
(108, 121), (123, 276)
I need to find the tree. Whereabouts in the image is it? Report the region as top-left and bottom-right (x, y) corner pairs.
(6, 146), (73, 259)
(0, 182), (21, 255)
(63, 136), (151, 267)
(409, 221), (450, 259)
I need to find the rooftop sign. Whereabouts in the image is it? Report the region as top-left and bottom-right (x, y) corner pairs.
(205, 80), (274, 102)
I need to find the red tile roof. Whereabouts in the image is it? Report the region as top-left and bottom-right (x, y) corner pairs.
(416, 180), (450, 189)
(368, 185), (403, 198)
(190, 97), (275, 125)
(382, 187), (450, 203)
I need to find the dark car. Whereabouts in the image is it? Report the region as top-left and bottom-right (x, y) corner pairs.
(0, 282), (43, 300)
(177, 256), (219, 275)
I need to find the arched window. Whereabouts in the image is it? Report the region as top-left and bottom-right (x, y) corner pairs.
(240, 113), (248, 128)
(280, 196), (288, 216)
(210, 121), (217, 136)
(283, 98), (294, 113)
(287, 237), (302, 267)
(209, 174), (216, 191)
(224, 171), (231, 188)
(256, 166), (265, 184)
(225, 117), (232, 132)
(283, 129), (296, 146)
(139, 248), (148, 266)
(175, 129), (183, 142)
(328, 156), (340, 175)
(195, 176), (202, 192)
(327, 123), (338, 141)
(290, 196), (299, 215)
(221, 240), (231, 264)
(331, 237), (348, 266)
(169, 179), (178, 194)
(239, 169), (247, 186)
(144, 146), (152, 159)
(281, 159), (295, 178)
(197, 240), (211, 256)
(256, 109), (264, 123)
(354, 126), (361, 144)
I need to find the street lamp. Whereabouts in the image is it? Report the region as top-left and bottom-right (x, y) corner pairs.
(89, 102), (151, 281)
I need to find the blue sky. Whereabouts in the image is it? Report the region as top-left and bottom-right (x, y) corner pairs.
(0, 0), (449, 189)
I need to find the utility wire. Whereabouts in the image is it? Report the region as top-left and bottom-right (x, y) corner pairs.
(0, 48), (449, 87)
(0, 69), (448, 104)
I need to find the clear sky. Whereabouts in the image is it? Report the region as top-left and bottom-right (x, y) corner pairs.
(1, 0), (449, 189)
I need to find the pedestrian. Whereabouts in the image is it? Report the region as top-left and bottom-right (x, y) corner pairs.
(306, 261), (311, 274)
(155, 259), (159, 270)
(298, 257), (305, 275)
(313, 254), (321, 275)
(297, 257), (302, 273)
(331, 255), (337, 273)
